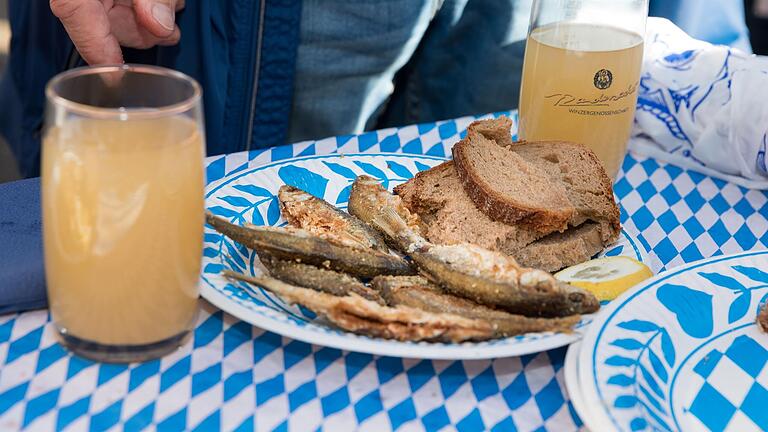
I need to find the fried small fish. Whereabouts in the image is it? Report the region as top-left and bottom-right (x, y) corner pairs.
(349, 175), (423, 235)
(260, 253), (385, 304)
(224, 270), (494, 343)
(279, 185), (389, 252)
(206, 212), (413, 278)
(372, 276), (580, 337)
(349, 176), (599, 317)
(759, 302), (768, 334)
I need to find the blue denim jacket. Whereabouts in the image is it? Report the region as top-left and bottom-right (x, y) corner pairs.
(0, 0), (302, 177)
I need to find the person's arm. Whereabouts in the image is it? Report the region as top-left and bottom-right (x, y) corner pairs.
(49, 0), (184, 65)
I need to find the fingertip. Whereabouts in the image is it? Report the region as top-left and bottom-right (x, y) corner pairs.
(134, 0), (177, 38)
(157, 27), (181, 46)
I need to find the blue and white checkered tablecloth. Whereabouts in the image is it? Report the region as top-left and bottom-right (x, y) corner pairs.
(1, 113), (767, 431)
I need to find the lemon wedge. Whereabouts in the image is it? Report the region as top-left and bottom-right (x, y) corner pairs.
(554, 257), (653, 302)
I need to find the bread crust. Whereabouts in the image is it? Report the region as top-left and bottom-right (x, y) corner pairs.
(508, 139), (621, 239)
(452, 129), (574, 233)
(396, 115), (622, 273)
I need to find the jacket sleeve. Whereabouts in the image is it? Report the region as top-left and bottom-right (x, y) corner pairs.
(0, 0), (74, 177)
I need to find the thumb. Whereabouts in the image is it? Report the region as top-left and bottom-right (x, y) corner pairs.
(132, 0), (180, 38)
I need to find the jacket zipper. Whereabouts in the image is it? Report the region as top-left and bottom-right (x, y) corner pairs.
(244, 0), (267, 152)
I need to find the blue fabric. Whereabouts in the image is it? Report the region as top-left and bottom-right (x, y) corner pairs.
(0, 178), (46, 314)
(0, 0), (303, 177)
(0, 1), (72, 179)
(378, 0), (533, 128)
(287, 0), (436, 142)
(251, 0), (303, 150)
(288, 0), (535, 140)
(650, 0), (752, 52)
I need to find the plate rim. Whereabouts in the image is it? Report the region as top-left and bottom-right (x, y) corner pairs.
(577, 249), (768, 431)
(200, 152), (647, 360)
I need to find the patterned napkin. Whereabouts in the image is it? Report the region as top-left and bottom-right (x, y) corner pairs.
(631, 18), (768, 189)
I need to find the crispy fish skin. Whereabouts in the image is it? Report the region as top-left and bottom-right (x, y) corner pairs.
(206, 212), (413, 278)
(349, 175), (424, 236)
(350, 178), (599, 317)
(260, 253), (386, 305)
(278, 185), (390, 252)
(372, 276), (580, 336)
(224, 270), (494, 343)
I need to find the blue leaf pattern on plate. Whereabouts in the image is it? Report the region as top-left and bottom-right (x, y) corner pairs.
(630, 418), (648, 431)
(223, 241), (246, 271)
(233, 184), (272, 198)
(638, 395), (672, 432)
(415, 161), (432, 172)
(322, 162), (358, 180)
(733, 265), (768, 284)
(611, 339), (645, 350)
(728, 291), (752, 324)
(336, 185), (352, 205)
(204, 233), (221, 243)
(617, 320), (659, 333)
(386, 161), (413, 179)
(638, 385), (664, 412)
(266, 198), (281, 225)
(606, 355), (636, 367)
(605, 245), (625, 257)
(608, 374), (634, 387)
(251, 206), (265, 225)
(219, 196), (254, 208)
(615, 396), (639, 408)
(697, 272), (746, 291)
(203, 263), (225, 274)
(354, 162), (389, 189)
(648, 350), (668, 383)
(656, 283), (713, 339)
(605, 323), (677, 431)
(278, 166), (328, 198)
(208, 206), (240, 219)
(660, 331), (675, 366)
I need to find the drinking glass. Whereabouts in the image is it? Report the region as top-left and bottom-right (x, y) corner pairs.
(42, 65), (205, 363)
(519, 0), (649, 177)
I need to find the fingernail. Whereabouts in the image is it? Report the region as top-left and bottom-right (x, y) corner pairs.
(152, 4), (175, 31)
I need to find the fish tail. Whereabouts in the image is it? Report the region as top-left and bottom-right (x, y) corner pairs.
(372, 207), (407, 237)
(224, 270), (293, 301)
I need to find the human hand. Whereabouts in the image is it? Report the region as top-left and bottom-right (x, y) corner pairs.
(50, 0), (185, 65)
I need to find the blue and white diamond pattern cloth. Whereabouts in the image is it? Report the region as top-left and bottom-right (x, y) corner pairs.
(687, 335), (768, 431)
(0, 111), (767, 431)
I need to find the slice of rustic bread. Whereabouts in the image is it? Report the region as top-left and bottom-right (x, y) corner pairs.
(512, 223), (605, 272)
(393, 162), (544, 253)
(509, 140), (621, 242)
(455, 117), (620, 240)
(466, 116), (515, 148)
(452, 129), (576, 233)
(395, 166), (612, 271)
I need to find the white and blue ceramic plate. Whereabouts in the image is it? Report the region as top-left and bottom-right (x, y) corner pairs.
(578, 250), (768, 431)
(200, 153), (648, 360)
